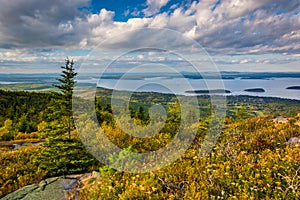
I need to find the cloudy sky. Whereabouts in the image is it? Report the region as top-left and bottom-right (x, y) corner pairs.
(0, 0), (299, 73)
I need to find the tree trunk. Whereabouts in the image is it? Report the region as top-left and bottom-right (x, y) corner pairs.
(68, 114), (71, 139)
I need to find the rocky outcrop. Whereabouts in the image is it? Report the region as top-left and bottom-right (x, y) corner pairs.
(272, 116), (289, 124)
(0, 173), (94, 200)
(287, 137), (300, 146)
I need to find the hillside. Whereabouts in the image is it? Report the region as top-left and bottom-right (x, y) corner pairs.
(0, 89), (299, 199)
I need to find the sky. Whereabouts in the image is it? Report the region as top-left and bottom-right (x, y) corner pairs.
(0, 0), (299, 73)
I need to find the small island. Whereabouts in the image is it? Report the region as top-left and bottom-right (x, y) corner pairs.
(244, 88), (265, 93)
(286, 86), (300, 90)
(186, 89), (231, 94)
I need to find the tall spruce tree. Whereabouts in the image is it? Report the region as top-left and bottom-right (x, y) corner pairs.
(54, 58), (77, 138)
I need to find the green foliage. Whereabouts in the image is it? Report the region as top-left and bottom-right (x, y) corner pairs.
(17, 114), (36, 133)
(36, 120), (65, 138)
(0, 119), (17, 141)
(34, 136), (99, 177)
(0, 90), (56, 137)
(134, 106), (150, 125)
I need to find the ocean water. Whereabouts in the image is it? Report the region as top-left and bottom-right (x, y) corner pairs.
(0, 81), (22, 84)
(95, 77), (300, 100)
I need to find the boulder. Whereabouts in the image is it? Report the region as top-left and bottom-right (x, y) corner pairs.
(1, 176), (78, 200)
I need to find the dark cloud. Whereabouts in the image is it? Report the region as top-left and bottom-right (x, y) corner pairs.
(0, 0), (90, 48)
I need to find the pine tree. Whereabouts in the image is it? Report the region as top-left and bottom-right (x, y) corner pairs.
(54, 58), (77, 138)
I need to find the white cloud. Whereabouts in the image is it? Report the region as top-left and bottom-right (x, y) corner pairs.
(240, 59), (251, 64)
(87, 9), (115, 25)
(214, 0), (274, 19)
(137, 54), (144, 59)
(149, 13), (168, 28)
(143, 0), (170, 17)
(124, 9), (130, 17)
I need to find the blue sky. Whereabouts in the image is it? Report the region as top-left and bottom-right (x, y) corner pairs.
(0, 0), (299, 73)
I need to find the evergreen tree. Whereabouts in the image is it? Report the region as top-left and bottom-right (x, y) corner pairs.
(35, 136), (99, 177)
(54, 58), (77, 138)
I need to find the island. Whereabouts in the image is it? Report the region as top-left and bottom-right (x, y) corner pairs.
(286, 86), (300, 90)
(186, 89), (231, 94)
(244, 88), (265, 93)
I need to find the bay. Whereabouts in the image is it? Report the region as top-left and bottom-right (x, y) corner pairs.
(96, 77), (300, 100)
